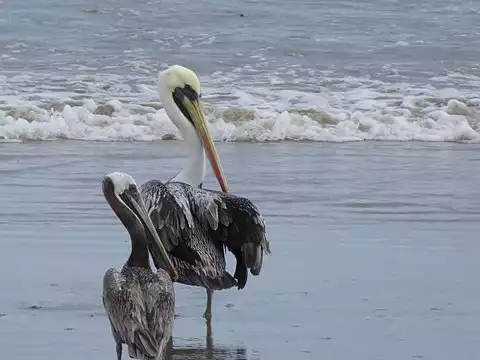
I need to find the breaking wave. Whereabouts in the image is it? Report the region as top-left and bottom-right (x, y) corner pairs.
(1, 71), (479, 143)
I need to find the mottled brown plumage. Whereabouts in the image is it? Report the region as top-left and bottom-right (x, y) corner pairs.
(102, 172), (177, 360)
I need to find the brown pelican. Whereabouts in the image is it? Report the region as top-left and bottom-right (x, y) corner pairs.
(102, 172), (180, 360)
(139, 65), (271, 321)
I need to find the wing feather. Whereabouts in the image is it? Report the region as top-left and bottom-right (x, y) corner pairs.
(103, 267), (174, 360)
(141, 180), (194, 251)
(186, 186), (270, 254)
(103, 268), (156, 358)
(143, 269), (175, 359)
(140, 180), (201, 268)
(183, 184), (271, 288)
(140, 180), (271, 290)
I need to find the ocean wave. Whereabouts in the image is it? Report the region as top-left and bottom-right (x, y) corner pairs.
(1, 68), (480, 143)
(0, 96), (479, 143)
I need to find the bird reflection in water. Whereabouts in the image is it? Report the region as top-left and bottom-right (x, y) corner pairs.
(165, 327), (249, 360)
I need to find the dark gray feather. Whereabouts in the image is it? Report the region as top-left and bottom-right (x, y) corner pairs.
(139, 180), (271, 291)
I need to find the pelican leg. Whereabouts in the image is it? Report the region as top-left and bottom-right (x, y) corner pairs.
(166, 336), (174, 354)
(206, 317), (213, 358)
(203, 288), (213, 320)
(116, 341), (122, 360)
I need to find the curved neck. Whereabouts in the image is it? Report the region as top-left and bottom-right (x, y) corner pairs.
(173, 133), (206, 186)
(104, 190), (149, 268)
(159, 80), (206, 187)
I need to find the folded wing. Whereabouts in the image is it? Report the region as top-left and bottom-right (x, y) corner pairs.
(103, 269), (164, 359)
(140, 180), (271, 289)
(185, 185), (271, 288)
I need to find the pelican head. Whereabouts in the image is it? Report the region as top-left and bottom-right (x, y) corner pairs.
(158, 65), (228, 192)
(103, 172), (179, 281)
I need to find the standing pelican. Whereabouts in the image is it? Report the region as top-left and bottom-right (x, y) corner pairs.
(139, 65), (271, 321)
(102, 172), (180, 360)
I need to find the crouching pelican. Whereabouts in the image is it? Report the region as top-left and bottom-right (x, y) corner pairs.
(139, 65), (271, 322)
(102, 172), (179, 360)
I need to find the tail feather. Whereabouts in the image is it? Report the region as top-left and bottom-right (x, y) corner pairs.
(250, 249), (263, 276)
(133, 331), (157, 359)
(241, 243), (264, 276)
(128, 344), (144, 359)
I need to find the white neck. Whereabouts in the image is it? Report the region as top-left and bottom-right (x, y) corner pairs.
(172, 132), (206, 186)
(158, 81), (206, 187)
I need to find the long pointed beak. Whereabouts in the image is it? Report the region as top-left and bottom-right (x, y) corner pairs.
(125, 192), (179, 281)
(183, 98), (229, 192)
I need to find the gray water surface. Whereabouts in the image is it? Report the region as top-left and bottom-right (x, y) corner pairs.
(2, 0), (480, 79)
(0, 141), (479, 359)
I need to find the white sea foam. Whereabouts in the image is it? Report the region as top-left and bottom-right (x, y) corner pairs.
(0, 100), (478, 143)
(0, 71), (479, 143)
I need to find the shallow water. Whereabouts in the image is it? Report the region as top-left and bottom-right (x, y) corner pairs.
(0, 141), (479, 359)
